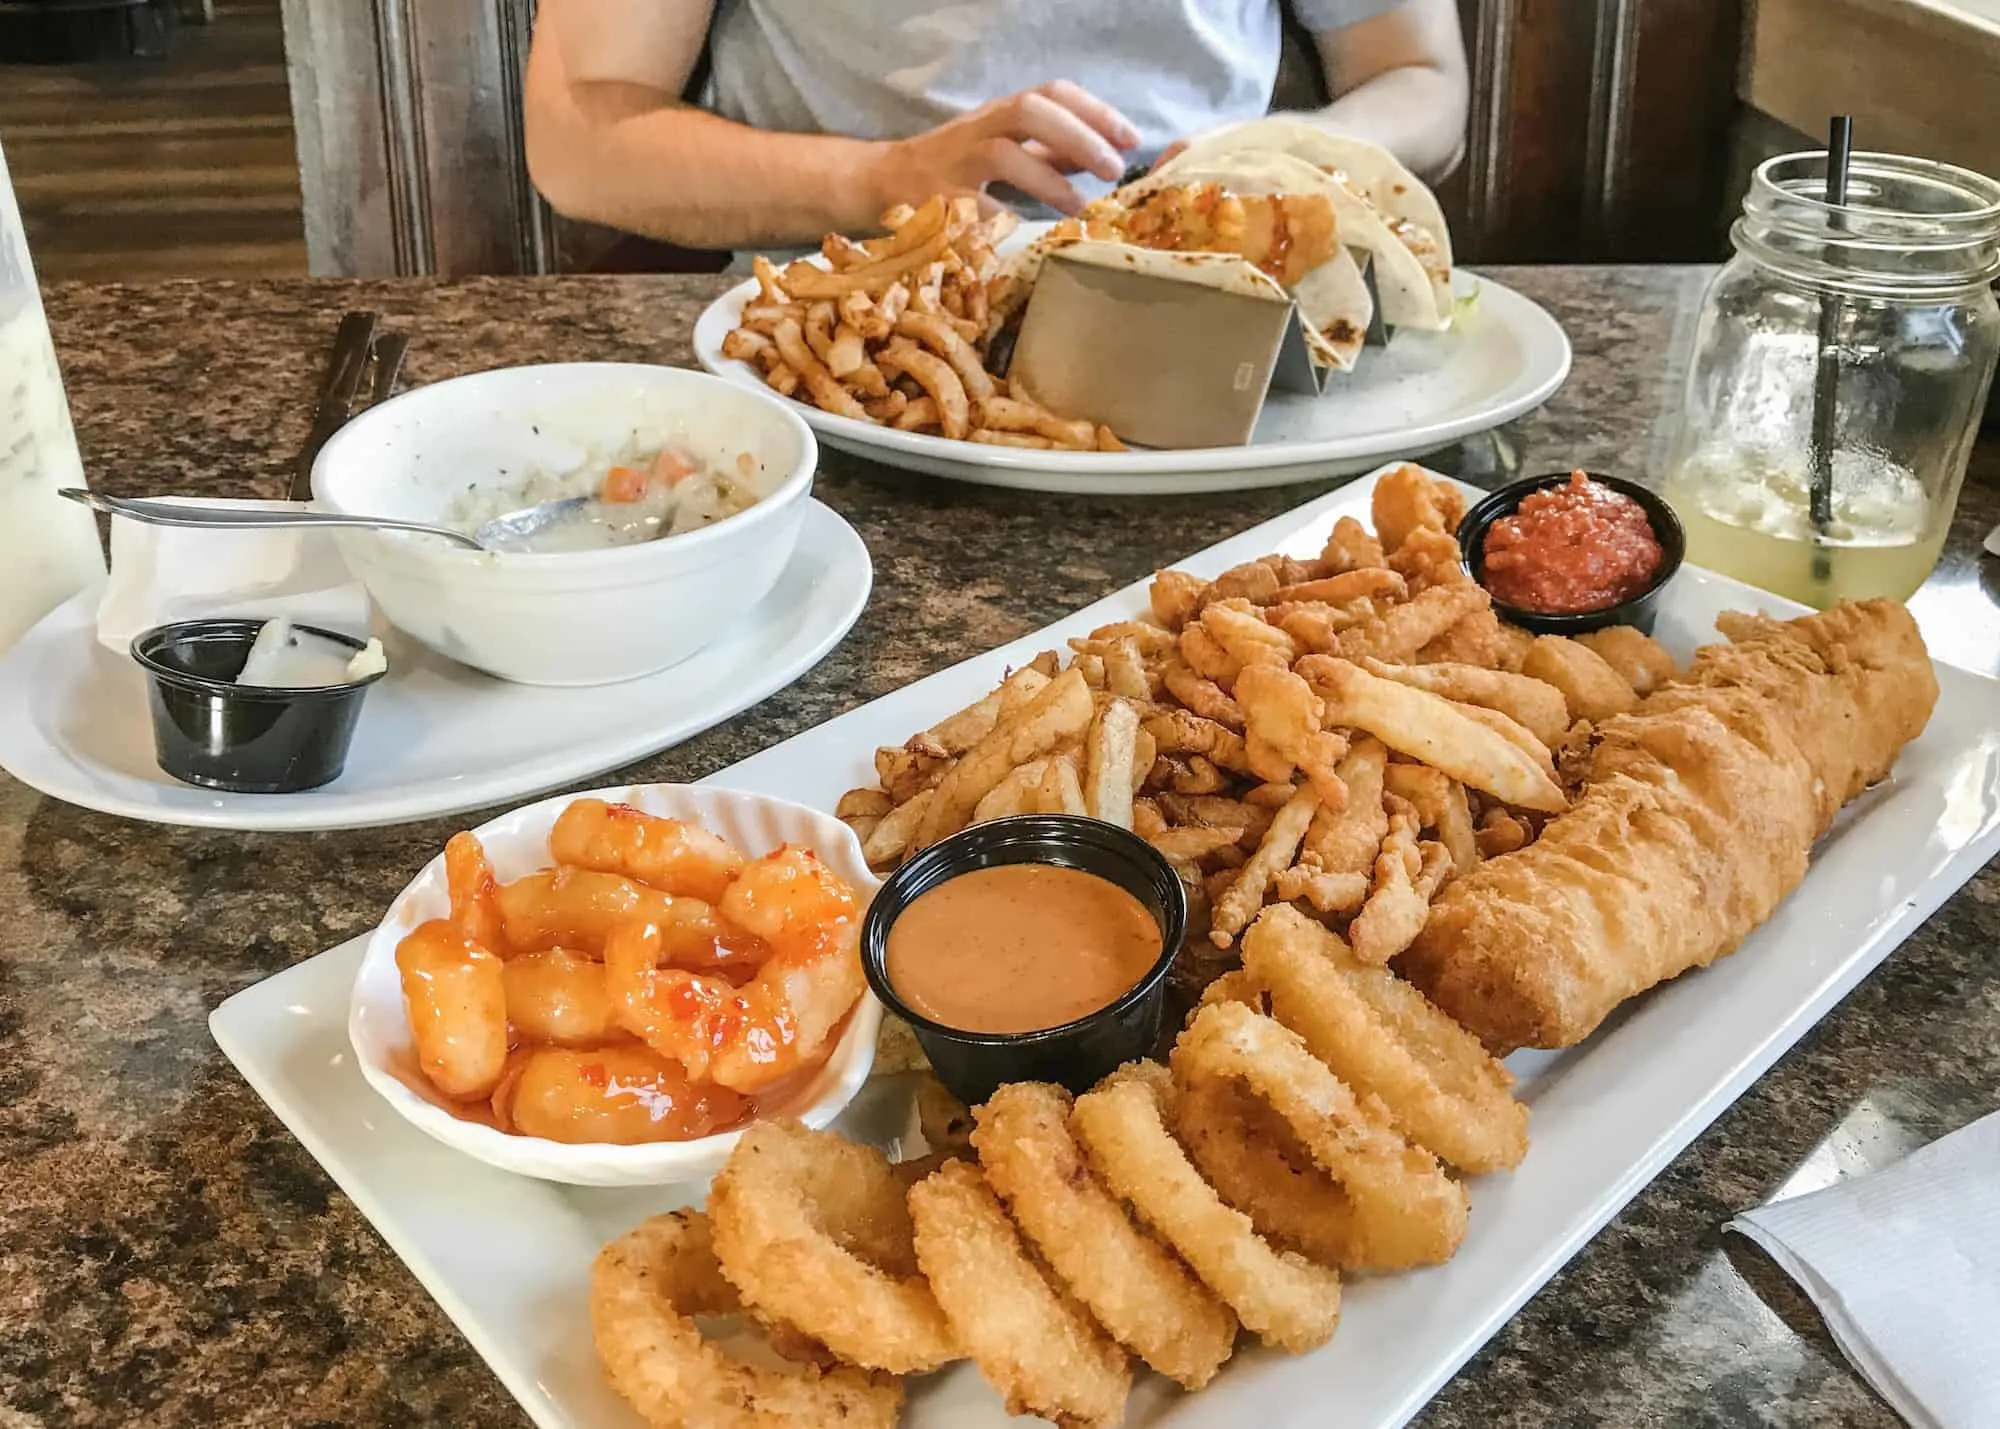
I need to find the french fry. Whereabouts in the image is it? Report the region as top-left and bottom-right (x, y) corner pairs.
(845, 361), (890, 399)
(864, 790), (933, 867)
(976, 394), (1096, 449)
(973, 758), (1050, 823)
(1083, 698), (1140, 829)
(876, 744), (949, 805)
(720, 328), (772, 363)
(836, 788), (893, 822)
(877, 338), (970, 439)
(1359, 657), (1573, 747)
(1132, 796), (1169, 840)
(1037, 755), (1087, 817)
(773, 317), (870, 421)
(765, 364), (801, 399)
(915, 668), (1094, 846)
(1102, 638), (1151, 701)
(997, 663), (1055, 715)
(1298, 656), (1568, 813)
(970, 430), (1053, 449)
(753, 254), (789, 304)
(1096, 425), (1129, 452)
(741, 301), (804, 329)
(895, 311), (996, 402)
(879, 201), (917, 231)
(1073, 652), (1107, 688)
(892, 396), (941, 431)
(1132, 727), (1157, 792)
(784, 227), (952, 299)
(864, 390), (909, 423)
(827, 323), (867, 378)
(1210, 784), (1319, 947)
(804, 301), (839, 366)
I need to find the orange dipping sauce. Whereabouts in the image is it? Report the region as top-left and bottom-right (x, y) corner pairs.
(884, 864), (1163, 1035)
(1481, 471), (1664, 614)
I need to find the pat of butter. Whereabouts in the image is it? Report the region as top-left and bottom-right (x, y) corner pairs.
(238, 618), (386, 688)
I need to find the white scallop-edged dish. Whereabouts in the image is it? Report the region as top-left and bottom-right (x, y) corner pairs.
(349, 782), (883, 1186)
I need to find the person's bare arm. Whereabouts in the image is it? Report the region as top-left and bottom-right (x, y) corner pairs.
(1304, 0), (1469, 182)
(523, 0), (1140, 250)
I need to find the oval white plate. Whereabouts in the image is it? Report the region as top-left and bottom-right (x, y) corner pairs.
(350, 782), (883, 1187)
(0, 500), (871, 831)
(692, 239), (1571, 495)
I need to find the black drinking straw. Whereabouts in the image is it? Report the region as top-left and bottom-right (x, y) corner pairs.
(1809, 115), (1854, 585)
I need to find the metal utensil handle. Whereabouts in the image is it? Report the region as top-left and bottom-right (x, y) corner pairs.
(60, 490), (483, 549)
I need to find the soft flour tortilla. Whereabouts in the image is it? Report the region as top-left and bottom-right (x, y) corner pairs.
(1162, 123), (1455, 326)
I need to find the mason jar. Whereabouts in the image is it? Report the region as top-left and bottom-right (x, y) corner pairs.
(1662, 151), (2000, 607)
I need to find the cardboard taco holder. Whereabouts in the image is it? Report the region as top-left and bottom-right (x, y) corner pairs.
(1004, 251), (1389, 450)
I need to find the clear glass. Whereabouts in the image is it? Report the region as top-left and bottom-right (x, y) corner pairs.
(0, 136), (105, 653)
(1663, 151), (2000, 607)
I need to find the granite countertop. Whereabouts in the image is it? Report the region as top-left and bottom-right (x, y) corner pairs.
(2, 266), (1995, 1427)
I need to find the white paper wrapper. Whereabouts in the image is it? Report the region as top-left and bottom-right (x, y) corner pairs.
(1728, 1109), (2000, 1429)
(95, 497), (371, 653)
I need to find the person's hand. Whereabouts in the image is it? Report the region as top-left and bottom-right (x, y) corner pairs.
(873, 83), (1140, 216)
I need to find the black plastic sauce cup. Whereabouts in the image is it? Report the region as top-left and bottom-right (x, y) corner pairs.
(861, 815), (1188, 1108)
(130, 618), (384, 793)
(1457, 470), (1686, 636)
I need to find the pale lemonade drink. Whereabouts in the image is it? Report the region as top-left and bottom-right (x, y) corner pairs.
(1665, 447), (1944, 607)
(0, 138), (104, 652)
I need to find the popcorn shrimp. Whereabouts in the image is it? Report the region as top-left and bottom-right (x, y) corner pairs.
(493, 1044), (750, 1145)
(497, 868), (684, 954)
(607, 847), (867, 1093)
(502, 948), (618, 1048)
(444, 832), (508, 953)
(551, 798), (746, 901)
(396, 919), (509, 1100)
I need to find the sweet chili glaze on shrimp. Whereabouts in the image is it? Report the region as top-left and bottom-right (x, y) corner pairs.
(606, 845), (867, 1094)
(550, 798), (745, 902)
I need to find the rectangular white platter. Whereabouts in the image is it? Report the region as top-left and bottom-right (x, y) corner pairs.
(211, 464), (2000, 1429)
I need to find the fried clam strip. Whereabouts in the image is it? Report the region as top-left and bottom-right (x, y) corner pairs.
(908, 1158), (1133, 1429)
(1303, 736), (1389, 875)
(1173, 1002), (1470, 1270)
(1210, 783), (1319, 948)
(1371, 462), (1468, 553)
(1071, 1062), (1342, 1352)
(1299, 656), (1568, 813)
(708, 1122), (957, 1374)
(974, 1082), (1239, 1389)
(1359, 657), (1573, 748)
(591, 1210), (902, 1429)
(1331, 582), (1491, 663)
(1382, 762), (1478, 876)
(1235, 662), (1349, 808)
(1349, 800), (1454, 965)
(1243, 905), (1529, 1174)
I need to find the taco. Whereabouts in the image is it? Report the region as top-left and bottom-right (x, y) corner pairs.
(1161, 120), (1454, 327)
(988, 175), (1375, 371)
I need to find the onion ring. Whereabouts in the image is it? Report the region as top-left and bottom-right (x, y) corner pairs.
(591, 1209), (901, 1428)
(973, 1081), (1239, 1389)
(1173, 1074), (1364, 1268)
(1243, 905), (1529, 1173)
(1172, 1002), (1469, 1270)
(908, 1158), (1133, 1429)
(1069, 1061), (1342, 1352)
(708, 1121), (957, 1374)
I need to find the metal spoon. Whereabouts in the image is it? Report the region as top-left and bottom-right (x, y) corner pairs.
(60, 489), (588, 553)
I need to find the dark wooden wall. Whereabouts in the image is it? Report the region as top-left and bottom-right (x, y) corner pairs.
(282, 0), (1747, 277)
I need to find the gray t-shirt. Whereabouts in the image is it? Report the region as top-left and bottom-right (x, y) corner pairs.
(707, 0), (1399, 187)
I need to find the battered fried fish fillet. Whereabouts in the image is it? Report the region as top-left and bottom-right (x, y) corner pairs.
(1399, 600), (1937, 1052)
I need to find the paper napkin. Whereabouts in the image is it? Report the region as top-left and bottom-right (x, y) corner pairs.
(1728, 1109), (2000, 1429)
(95, 498), (371, 653)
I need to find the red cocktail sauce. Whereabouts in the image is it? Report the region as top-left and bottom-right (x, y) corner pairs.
(1480, 472), (1663, 614)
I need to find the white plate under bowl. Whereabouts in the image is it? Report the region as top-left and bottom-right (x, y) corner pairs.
(351, 782), (883, 1186)
(0, 500), (870, 832)
(211, 465), (2000, 1428)
(692, 240), (1571, 495)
